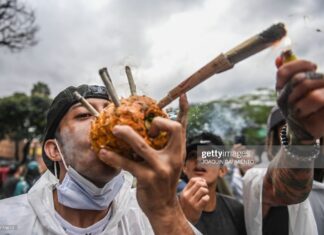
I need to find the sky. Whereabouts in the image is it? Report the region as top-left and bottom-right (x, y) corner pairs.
(1, 0), (323, 107)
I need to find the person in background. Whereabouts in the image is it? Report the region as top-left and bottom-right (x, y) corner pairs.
(1, 163), (23, 198)
(13, 161), (41, 196)
(179, 132), (246, 235)
(243, 58), (324, 235)
(266, 106), (324, 235)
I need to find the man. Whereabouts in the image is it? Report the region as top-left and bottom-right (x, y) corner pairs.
(1, 163), (23, 198)
(179, 132), (246, 235)
(243, 58), (324, 235)
(0, 84), (200, 235)
(264, 106), (324, 235)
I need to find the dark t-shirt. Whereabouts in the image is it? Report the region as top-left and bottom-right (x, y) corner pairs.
(262, 206), (289, 235)
(195, 194), (246, 235)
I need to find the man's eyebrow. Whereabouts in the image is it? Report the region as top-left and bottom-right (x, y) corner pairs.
(70, 103), (84, 110)
(70, 100), (109, 110)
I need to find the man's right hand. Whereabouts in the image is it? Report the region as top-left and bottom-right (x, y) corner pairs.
(179, 177), (209, 224)
(276, 59), (324, 140)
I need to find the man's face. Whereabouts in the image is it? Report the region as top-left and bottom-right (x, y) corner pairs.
(57, 98), (120, 185)
(183, 150), (226, 186)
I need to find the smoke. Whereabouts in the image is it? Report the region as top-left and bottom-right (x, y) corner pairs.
(209, 104), (248, 139)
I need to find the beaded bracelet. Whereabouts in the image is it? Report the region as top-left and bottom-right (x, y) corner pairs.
(280, 124), (320, 162)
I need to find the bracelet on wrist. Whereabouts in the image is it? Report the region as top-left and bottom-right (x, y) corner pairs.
(280, 124), (320, 162)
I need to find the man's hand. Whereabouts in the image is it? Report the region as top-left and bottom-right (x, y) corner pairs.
(262, 59), (321, 218)
(98, 95), (195, 235)
(276, 60), (324, 139)
(179, 177), (209, 224)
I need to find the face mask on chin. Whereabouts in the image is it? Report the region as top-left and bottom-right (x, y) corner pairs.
(54, 139), (124, 210)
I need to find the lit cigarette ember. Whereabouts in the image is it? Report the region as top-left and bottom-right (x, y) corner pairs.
(125, 66), (137, 96)
(158, 22), (287, 108)
(225, 23), (287, 64)
(73, 91), (100, 117)
(99, 68), (121, 107)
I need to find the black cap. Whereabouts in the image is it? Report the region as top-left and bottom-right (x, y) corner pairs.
(42, 84), (110, 174)
(186, 132), (224, 160)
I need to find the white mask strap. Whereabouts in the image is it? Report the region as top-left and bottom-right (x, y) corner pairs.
(55, 139), (68, 171)
(54, 161), (58, 178)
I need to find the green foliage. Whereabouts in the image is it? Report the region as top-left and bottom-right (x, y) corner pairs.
(29, 95), (52, 137)
(31, 82), (50, 97)
(0, 82), (52, 148)
(0, 92), (30, 141)
(187, 102), (213, 136)
(187, 88), (276, 145)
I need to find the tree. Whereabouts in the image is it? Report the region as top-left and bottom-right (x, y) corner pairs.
(0, 82), (52, 161)
(31, 82), (50, 97)
(0, 92), (30, 160)
(0, 0), (38, 51)
(29, 82), (51, 138)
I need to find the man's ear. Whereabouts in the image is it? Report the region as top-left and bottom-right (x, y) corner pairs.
(218, 166), (228, 178)
(44, 139), (62, 161)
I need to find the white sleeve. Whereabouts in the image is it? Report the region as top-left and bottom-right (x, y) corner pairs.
(243, 168), (318, 235)
(243, 168), (267, 235)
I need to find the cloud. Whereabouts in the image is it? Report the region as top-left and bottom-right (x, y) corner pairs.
(0, 0), (323, 107)
(0, 0), (202, 97)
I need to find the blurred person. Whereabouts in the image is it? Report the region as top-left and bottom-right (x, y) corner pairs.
(36, 147), (48, 174)
(0, 84), (200, 235)
(179, 132), (247, 235)
(25, 160), (41, 187)
(1, 163), (23, 198)
(11, 161), (41, 196)
(243, 58), (324, 235)
(228, 142), (256, 203)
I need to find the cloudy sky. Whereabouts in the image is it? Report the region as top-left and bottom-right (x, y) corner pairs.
(1, 0), (323, 106)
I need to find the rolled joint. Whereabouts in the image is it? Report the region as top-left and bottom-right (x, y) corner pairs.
(99, 67), (121, 107)
(125, 65), (137, 96)
(73, 91), (100, 117)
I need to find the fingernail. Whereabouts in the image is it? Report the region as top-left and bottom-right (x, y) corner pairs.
(112, 125), (121, 135)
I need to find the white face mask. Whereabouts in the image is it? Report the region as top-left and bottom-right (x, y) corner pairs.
(54, 139), (124, 210)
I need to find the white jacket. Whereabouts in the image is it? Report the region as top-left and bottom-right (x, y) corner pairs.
(243, 168), (318, 235)
(0, 170), (200, 235)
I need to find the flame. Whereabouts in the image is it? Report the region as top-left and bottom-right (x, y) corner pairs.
(281, 37), (292, 50)
(271, 36), (293, 52)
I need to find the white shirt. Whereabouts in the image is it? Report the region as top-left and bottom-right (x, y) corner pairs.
(309, 180), (324, 235)
(243, 168), (318, 235)
(54, 209), (112, 235)
(0, 170), (201, 235)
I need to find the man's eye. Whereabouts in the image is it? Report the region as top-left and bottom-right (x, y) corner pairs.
(75, 113), (93, 119)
